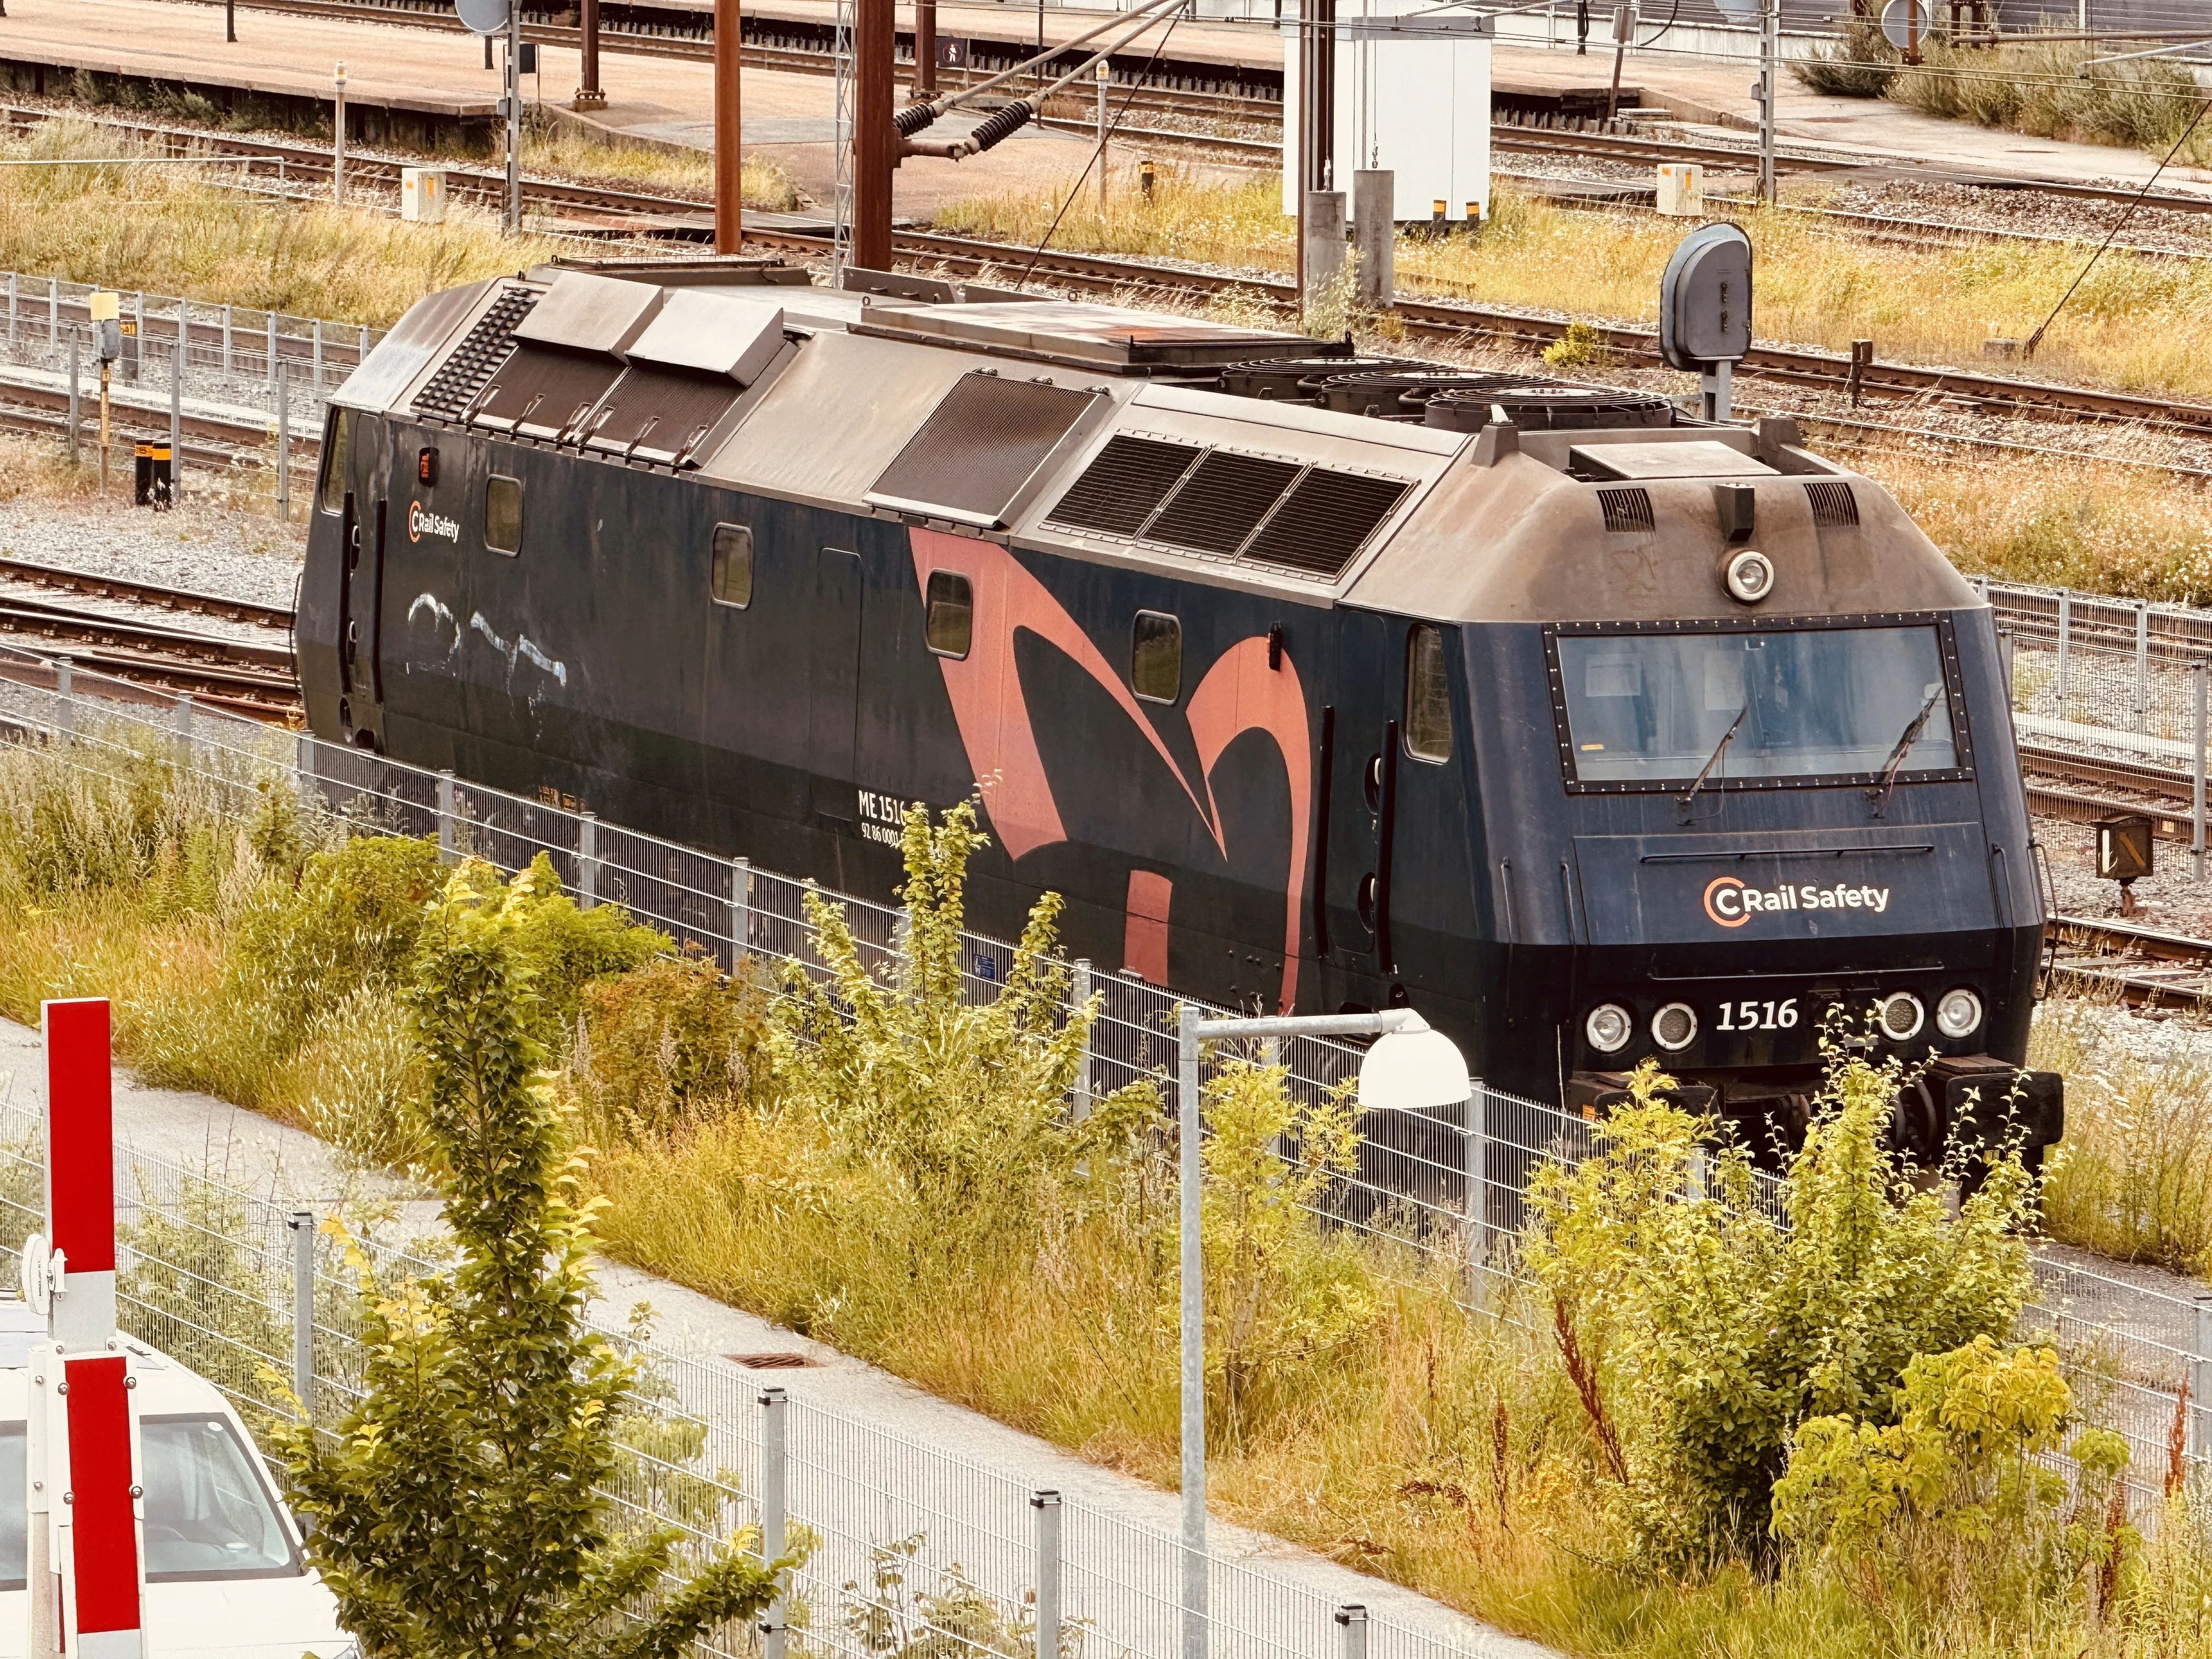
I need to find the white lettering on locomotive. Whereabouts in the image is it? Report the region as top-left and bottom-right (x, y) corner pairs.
(1702, 874), (1891, 928)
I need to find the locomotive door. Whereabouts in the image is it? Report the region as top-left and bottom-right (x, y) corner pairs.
(340, 484), (387, 745)
(1323, 612), (1393, 983)
(808, 546), (862, 823)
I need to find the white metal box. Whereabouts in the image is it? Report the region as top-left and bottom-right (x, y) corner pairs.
(401, 166), (448, 224)
(1656, 162), (1705, 217)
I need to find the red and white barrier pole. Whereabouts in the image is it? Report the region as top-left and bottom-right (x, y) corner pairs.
(25, 999), (145, 1659)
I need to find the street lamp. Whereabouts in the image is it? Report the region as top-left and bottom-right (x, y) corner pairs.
(1173, 1003), (1469, 1659)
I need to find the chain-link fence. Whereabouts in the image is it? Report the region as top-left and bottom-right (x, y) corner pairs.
(0, 633), (2208, 1648)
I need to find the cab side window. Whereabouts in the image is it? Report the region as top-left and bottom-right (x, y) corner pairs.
(1132, 611), (1181, 703)
(317, 409), (352, 515)
(710, 523), (754, 608)
(925, 571), (973, 658)
(484, 475), (523, 556)
(1405, 623), (1453, 762)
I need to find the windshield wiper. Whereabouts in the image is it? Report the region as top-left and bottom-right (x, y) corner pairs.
(1866, 688), (1943, 819)
(1677, 706), (1747, 815)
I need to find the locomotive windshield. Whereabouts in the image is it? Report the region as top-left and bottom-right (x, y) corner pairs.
(1555, 625), (1959, 786)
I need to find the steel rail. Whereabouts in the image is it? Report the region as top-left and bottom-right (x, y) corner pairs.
(0, 557), (294, 631)
(2048, 915), (2212, 1011)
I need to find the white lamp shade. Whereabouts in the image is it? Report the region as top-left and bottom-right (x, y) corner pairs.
(1356, 1013), (1471, 1113)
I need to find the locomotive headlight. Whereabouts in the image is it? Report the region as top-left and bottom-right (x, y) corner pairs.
(1722, 549), (1775, 604)
(1935, 987), (1983, 1039)
(1651, 1002), (1698, 1052)
(1875, 991), (1925, 1042)
(1584, 1003), (1633, 1054)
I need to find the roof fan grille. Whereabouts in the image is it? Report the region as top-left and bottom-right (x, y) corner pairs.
(1146, 450), (1305, 555)
(413, 285), (539, 422)
(1045, 435), (1204, 537)
(1598, 487), (1656, 534)
(1241, 468), (1412, 579)
(1805, 480), (1860, 528)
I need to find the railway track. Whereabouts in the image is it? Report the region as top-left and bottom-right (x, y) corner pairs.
(2049, 916), (2212, 1011)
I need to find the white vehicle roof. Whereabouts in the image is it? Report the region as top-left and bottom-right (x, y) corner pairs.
(0, 1297), (353, 1659)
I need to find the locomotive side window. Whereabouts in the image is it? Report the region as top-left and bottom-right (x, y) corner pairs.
(1555, 625), (1960, 786)
(484, 475), (523, 556)
(1404, 625), (1453, 762)
(317, 409), (353, 515)
(710, 523), (755, 608)
(1132, 611), (1182, 703)
(925, 571), (973, 658)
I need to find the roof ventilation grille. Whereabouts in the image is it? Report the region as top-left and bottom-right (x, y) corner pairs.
(1145, 449), (1304, 555)
(1805, 479), (1860, 528)
(1044, 434), (1204, 537)
(1241, 468), (1411, 579)
(413, 285), (539, 422)
(1597, 486), (1656, 534)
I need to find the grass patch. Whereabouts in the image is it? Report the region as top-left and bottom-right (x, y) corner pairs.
(2033, 999), (2212, 1276)
(936, 170), (2212, 397)
(517, 121), (800, 209)
(1793, 29), (2212, 167)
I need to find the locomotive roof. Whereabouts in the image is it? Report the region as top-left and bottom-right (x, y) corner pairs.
(340, 263), (1980, 625)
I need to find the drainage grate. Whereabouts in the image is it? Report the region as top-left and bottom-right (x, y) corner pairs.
(725, 1352), (821, 1370)
(413, 285), (539, 423)
(1805, 479), (1860, 528)
(1240, 467), (1410, 580)
(869, 371), (1102, 526)
(1045, 434), (1205, 537)
(1144, 449), (1304, 555)
(1597, 486), (1655, 534)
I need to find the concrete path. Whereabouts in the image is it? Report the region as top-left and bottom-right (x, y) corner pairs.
(0, 1013), (1556, 1659)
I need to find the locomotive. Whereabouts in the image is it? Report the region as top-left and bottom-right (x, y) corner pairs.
(298, 257), (2061, 1169)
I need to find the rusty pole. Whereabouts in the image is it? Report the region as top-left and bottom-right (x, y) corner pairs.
(714, 0), (742, 252)
(915, 0), (937, 96)
(577, 0), (606, 108)
(853, 0), (894, 271)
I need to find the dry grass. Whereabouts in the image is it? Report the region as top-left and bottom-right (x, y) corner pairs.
(2033, 998), (2212, 1276)
(1837, 441), (2212, 603)
(517, 123), (800, 210)
(936, 170), (2212, 398)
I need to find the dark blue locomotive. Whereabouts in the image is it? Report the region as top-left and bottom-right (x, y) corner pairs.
(298, 259), (2059, 1167)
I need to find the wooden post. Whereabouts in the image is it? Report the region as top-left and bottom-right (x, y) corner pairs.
(853, 0), (894, 272)
(715, 0), (742, 251)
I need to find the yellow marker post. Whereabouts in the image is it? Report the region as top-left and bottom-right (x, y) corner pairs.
(88, 291), (119, 495)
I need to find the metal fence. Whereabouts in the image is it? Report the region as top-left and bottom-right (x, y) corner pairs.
(0, 631), (2207, 1628)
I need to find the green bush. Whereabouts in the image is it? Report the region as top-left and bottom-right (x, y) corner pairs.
(1789, 22), (1897, 100)
(228, 833), (441, 1032)
(276, 866), (778, 1659)
(1523, 1055), (2039, 1562)
(572, 949), (776, 1141)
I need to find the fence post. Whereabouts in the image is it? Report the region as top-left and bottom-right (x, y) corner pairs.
(1071, 958), (1093, 1120)
(312, 317), (323, 393)
(1031, 1489), (1062, 1659)
(2195, 662), (2207, 884)
(437, 769), (457, 864)
(289, 1211), (316, 1420)
(295, 728), (319, 812)
(52, 655), (71, 744)
(223, 302), (234, 383)
(2193, 1296), (2211, 1474)
(1464, 1081), (1487, 1312)
(66, 330), (79, 466)
(276, 356), (291, 514)
(46, 276), (56, 351)
(2135, 601), (2150, 733)
(759, 1385), (788, 1659)
(731, 855), (752, 964)
(577, 811), (599, 909)
(2055, 590), (2071, 706)
(1334, 1604), (1368, 1659)
(8, 271), (17, 349)
(172, 693), (193, 764)
(169, 332), (184, 505)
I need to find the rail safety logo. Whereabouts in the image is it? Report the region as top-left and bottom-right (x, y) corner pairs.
(408, 501), (460, 544)
(1703, 876), (1893, 928)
